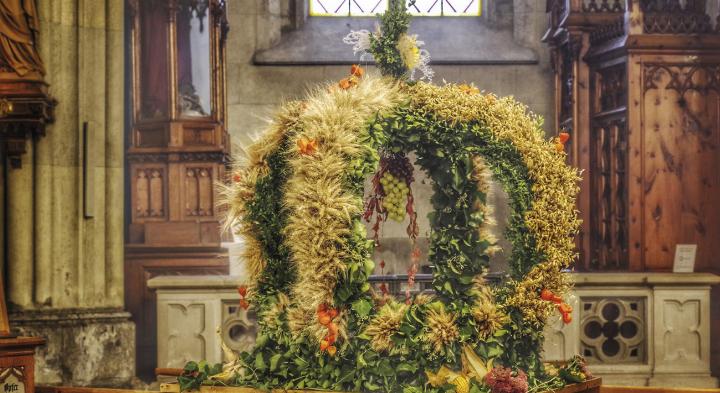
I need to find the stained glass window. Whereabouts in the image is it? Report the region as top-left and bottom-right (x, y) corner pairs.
(309, 0), (481, 16)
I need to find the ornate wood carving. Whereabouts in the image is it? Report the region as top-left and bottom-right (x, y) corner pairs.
(641, 0), (716, 34)
(589, 18), (625, 46)
(0, 0), (55, 168)
(582, 0), (624, 13)
(643, 63), (720, 95)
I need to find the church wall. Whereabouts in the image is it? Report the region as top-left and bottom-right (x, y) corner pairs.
(5, 0), (134, 386)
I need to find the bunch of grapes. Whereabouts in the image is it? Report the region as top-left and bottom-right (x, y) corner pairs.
(379, 154), (414, 222)
(380, 172), (409, 222)
(364, 152), (418, 244)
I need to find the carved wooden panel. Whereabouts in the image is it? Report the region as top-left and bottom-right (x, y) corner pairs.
(132, 164), (168, 221)
(183, 165), (215, 219)
(640, 63), (720, 272)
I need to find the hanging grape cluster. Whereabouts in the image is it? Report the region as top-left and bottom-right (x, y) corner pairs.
(363, 152), (419, 245)
(379, 158), (412, 221)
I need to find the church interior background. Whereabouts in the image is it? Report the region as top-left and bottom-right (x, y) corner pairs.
(2, 0), (720, 392)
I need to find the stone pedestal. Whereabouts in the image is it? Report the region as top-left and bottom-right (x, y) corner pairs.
(543, 272), (720, 388)
(9, 309), (135, 387)
(149, 276), (254, 369)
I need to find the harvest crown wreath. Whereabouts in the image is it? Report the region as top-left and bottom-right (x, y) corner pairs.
(180, 2), (587, 393)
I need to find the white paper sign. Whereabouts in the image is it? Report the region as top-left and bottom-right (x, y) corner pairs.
(673, 244), (697, 273)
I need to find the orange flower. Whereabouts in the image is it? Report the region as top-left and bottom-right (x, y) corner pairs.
(326, 333), (336, 345)
(562, 312), (572, 324)
(327, 345), (337, 356)
(327, 322), (339, 337)
(328, 308), (338, 319)
(350, 64), (364, 77)
(558, 303), (573, 314)
(555, 132), (570, 153)
(232, 173), (242, 183)
(338, 76), (359, 90)
(297, 137), (318, 155)
(239, 298), (250, 310)
(320, 339), (330, 351)
(540, 289), (554, 301)
(238, 285), (248, 298)
(319, 314), (332, 326)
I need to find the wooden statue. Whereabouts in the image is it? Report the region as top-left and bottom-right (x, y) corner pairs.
(0, 0), (45, 79)
(0, 0), (54, 168)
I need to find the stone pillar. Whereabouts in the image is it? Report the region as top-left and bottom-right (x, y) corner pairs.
(5, 0), (134, 386)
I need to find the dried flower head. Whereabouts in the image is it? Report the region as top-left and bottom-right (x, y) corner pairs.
(423, 302), (459, 355)
(363, 300), (408, 353)
(485, 367), (528, 393)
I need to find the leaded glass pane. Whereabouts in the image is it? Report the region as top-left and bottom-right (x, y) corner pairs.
(309, 0), (481, 16)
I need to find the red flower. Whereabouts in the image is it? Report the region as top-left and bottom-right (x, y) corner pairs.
(559, 132), (570, 144)
(238, 285), (248, 298)
(239, 298), (250, 310)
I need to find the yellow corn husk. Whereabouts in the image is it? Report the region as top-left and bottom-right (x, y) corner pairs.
(462, 344), (493, 382)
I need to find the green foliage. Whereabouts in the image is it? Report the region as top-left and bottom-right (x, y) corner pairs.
(179, 361), (223, 391)
(369, 0), (412, 79)
(244, 134), (296, 296)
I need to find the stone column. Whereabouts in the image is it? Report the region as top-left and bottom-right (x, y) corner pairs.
(5, 0), (134, 386)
